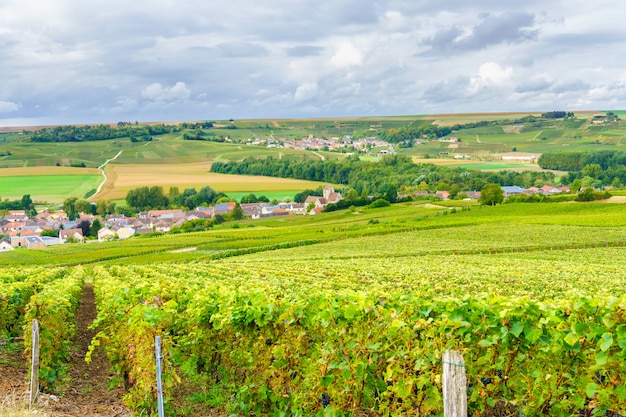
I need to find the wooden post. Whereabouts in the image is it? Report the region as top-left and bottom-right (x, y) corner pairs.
(29, 319), (40, 408)
(155, 336), (165, 417)
(442, 349), (467, 417)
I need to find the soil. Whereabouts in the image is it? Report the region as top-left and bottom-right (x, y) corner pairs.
(0, 285), (132, 417)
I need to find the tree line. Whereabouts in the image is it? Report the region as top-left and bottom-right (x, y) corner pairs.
(29, 124), (177, 142)
(211, 154), (556, 200)
(538, 150), (626, 171)
(538, 150), (626, 189)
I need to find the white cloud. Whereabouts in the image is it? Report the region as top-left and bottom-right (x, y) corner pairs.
(468, 62), (513, 94)
(294, 82), (319, 103)
(331, 42), (363, 68)
(0, 101), (21, 113)
(141, 82), (191, 102)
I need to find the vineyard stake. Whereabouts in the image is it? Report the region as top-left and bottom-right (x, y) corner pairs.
(442, 349), (467, 417)
(155, 336), (165, 417)
(29, 319), (39, 408)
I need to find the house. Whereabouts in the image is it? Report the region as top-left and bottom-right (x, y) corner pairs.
(501, 186), (526, 196)
(323, 185), (342, 204)
(214, 202), (236, 215)
(23, 236), (46, 249)
(59, 228), (84, 243)
(435, 191), (450, 200)
(241, 204), (263, 219)
(148, 209), (184, 219)
(40, 236), (61, 246)
(0, 238), (13, 251)
(304, 186), (343, 213)
(116, 226), (136, 240)
(98, 228), (117, 242)
(194, 207), (215, 218)
(464, 191), (481, 200)
(304, 195), (328, 209)
(285, 203), (306, 215)
(154, 219), (173, 233)
(4, 211), (28, 222)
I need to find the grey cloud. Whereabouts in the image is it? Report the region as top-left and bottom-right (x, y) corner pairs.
(423, 12), (537, 54)
(285, 45), (324, 57)
(215, 42), (269, 58)
(422, 78), (471, 104)
(387, 0), (546, 16)
(4, 0), (626, 125)
(551, 80), (590, 94)
(0, 101), (21, 113)
(515, 78), (552, 93)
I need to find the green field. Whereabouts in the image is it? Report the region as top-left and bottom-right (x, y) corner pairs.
(0, 174), (101, 201)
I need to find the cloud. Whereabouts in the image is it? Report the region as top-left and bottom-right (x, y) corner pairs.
(215, 42), (269, 58)
(550, 80), (590, 94)
(515, 78), (552, 93)
(331, 42), (363, 68)
(294, 82), (319, 103)
(2, 1), (626, 123)
(468, 62), (513, 93)
(141, 82), (191, 103)
(423, 12), (537, 54)
(285, 45), (324, 57)
(0, 101), (20, 113)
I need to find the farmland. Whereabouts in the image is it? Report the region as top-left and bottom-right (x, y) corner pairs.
(3, 111), (626, 202)
(3, 112), (626, 415)
(95, 162), (332, 201)
(0, 167), (101, 201)
(2, 200), (626, 415)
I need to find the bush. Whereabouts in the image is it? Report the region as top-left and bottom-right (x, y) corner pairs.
(368, 199), (391, 209)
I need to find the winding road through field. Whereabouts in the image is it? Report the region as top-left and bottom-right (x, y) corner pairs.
(93, 149), (123, 198)
(93, 141), (152, 199)
(310, 151), (326, 161)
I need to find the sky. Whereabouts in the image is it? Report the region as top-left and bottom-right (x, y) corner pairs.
(1, 0), (626, 126)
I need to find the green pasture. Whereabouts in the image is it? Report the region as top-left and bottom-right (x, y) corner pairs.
(0, 174), (101, 201)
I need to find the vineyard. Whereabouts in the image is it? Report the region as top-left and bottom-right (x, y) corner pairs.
(1, 201), (626, 416)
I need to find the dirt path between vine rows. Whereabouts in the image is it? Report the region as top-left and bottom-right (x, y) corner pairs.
(43, 285), (132, 416)
(0, 285), (132, 416)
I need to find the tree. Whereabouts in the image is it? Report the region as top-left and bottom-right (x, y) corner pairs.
(96, 200), (116, 215)
(240, 193), (258, 204)
(126, 186), (169, 211)
(63, 196), (79, 220)
(479, 184), (504, 206)
(90, 218), (103, 238)
(76, 199), (92, 215)
(231, 204), (245, 220)
(77, 219), (91, 237)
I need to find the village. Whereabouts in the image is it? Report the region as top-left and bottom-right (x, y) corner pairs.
(0, 185), (344, 251)
(0, 184), (572, 251)
(247, 134), (394, 154)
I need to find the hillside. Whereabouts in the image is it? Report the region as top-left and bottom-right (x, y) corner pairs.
(1, 111), (624, 203)
(2, 199), (626, 416)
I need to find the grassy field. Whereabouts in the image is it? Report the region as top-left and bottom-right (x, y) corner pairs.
(0, 167), (101, 201)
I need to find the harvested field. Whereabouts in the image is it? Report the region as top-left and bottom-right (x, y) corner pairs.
(94, 162), (328, 200)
